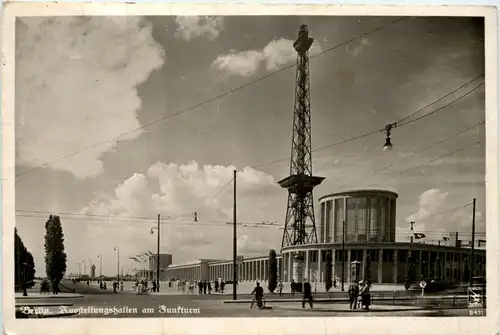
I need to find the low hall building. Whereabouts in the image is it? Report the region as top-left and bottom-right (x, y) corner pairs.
(158, 189), (485, 286)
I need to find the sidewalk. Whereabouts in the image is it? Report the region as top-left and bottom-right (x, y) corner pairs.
(272, 302), (427, 313)
(15, 293), (83, 299)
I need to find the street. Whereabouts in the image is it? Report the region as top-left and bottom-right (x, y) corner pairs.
(16, 289), (481, 318)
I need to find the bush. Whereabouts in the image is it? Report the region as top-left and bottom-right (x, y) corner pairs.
(268, 249), (278, 293)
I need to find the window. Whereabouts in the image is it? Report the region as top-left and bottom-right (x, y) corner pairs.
(357, 197), (367, 242)
(383, 249), (393, 262)
(346, 198), (357, 242)
(325, 201), (333, 243)
(320, 202), (325, 242)
(369, 197), (379, 242)
(334, 199), (344, 243)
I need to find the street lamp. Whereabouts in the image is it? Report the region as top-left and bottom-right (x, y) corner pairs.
(150, 213), (161, 292)
(113, 246), (120, 282)
(88, 258), (93, 279)
(97, 254), (102, 280)
(382, 123), (396, 151)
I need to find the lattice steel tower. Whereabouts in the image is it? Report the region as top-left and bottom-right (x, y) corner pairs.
(279, 25), (325, 248)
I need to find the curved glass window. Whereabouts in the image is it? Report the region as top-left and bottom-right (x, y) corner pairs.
(357, 197), (367, 242)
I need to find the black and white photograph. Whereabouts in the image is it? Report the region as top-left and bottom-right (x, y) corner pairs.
(2, 3), (499, 334)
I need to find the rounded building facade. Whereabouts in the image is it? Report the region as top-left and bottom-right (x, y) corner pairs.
(318, 190), (398, 244)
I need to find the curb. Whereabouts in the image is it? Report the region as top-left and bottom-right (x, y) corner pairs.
(222, 296), (469, 304)
(15, 295), (84, 299)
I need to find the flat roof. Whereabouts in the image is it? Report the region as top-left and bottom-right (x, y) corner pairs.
(319, 189), (399, 201)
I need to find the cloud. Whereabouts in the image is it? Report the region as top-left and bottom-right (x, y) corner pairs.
(404, 188), (481, 243)
(175, 16), (224, 41)
(15, 17), (165, 179)
(75, 161), (283, 273)
(212, 38), (323, 77)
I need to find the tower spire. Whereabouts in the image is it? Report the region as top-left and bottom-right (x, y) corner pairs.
(279, 25), (324, 248)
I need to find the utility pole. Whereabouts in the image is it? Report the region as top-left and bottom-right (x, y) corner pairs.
(341, 220), (345, 292)
(97, 254), (102, 280)
(410, 221), (415, 243)
(233, 169), (237, 301)
(114, 246), (120, 282)
(470, 198), (476, 285)
(157, 213), (161, 292)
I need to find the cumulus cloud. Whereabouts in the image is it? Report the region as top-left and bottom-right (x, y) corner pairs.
(212, 38), (323, 77)
(405, 188), (481, 243)
(75, 161), (283, 272)
(15, 17), (165, 179)
(175, 16), (224, 41)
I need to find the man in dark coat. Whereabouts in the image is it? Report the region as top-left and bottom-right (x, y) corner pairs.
(348, 282), (359, 309)
(301, 278), (313, 309)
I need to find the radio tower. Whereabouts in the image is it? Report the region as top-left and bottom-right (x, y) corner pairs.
(279, 25), (324, 254)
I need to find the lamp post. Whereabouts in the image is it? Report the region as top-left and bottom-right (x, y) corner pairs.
(88, 258), (93, 279)
(113, 246), (120, 282)
(97, 254), (102, 280)
(150, 214), (161, 293)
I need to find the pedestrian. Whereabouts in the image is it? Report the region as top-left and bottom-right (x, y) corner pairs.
(100, 281), (104, 290)
(278, 280), (283, 296)
(301, 278), (313, 309)
(203, 281), (207, 295)
(152, 279), (157, 293)
(198, 281), (203, 295)
(348, 281), (359, 309)
(214, 280), (219, 293)
(360, 280), (371, 310)
(120, 281), (124, 291)
(290, 279), (296, 296)
(208, 282), (212, 294)
(113, 281), (117, 293)
(220, 280), (225, 294)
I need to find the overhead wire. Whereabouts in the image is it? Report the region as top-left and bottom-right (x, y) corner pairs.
(250, 76), (484, 171)
(15, 17), (408, 180)
(349, 120), (484, 185)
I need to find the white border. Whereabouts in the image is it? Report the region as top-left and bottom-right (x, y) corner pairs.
(2, 3), (499, 335)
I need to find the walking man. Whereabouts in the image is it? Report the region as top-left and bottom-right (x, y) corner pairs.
(348, 281), (359, 309)
(301, 278), (313, 309)
(278, 280), (284, 296)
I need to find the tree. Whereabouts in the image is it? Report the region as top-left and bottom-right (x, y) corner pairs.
(44, 215), (67, 292)
(268, 249), (278, 293)
(15, 228), (36, 296)
(364, 254), (372, 282)
(325, 251), (333, 292)
(404, 252), (415, 291)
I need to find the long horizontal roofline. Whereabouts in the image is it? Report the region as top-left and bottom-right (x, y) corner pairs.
(318, 189), (399, 201)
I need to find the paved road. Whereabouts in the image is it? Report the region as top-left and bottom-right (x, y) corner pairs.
(16, 289), (480, 318)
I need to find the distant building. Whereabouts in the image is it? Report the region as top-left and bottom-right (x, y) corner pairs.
(148, 253), (172, 270)
(135, 253), (173, 281)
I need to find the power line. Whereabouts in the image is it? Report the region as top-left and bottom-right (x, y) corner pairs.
(397, 81), (485, 128)
(17, 212), (484, 236)
(15, 17), (408, 180)
(394, 75), (484, 125)
(354, 121), (484, 184)
(251, 77), (484, 171)
(394, 141), (481, 176)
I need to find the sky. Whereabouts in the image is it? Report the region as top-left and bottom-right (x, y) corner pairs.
(14, 16), (486, 277)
